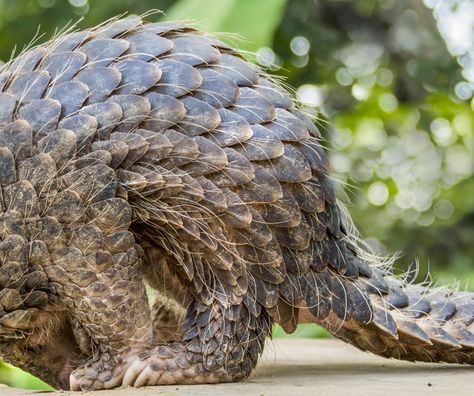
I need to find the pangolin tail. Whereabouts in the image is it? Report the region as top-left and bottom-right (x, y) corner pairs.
(301, 257), (474, 364)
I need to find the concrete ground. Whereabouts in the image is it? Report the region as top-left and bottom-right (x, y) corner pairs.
(2, 339), (474, 396)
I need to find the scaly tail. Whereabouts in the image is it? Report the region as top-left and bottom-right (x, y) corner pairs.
(333, 271), (474, 363)
(298, 244), (474, 364)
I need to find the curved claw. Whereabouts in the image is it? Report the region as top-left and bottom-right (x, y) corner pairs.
(69, 354), (127, 391)
(134, 365), (162, 387)
(70, 368), (97, 391)
(122, 353), (186, 387)
(122, 358), (148, 387)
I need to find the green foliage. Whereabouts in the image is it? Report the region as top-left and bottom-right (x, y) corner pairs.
(270, 0), (474, 281)
(273, 324), (330, 339)
(0, 362), (52, 390)
(164, 0), (288, 52)
(0, 0), (176, 62)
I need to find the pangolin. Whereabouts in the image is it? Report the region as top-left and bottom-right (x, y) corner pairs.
(0, 14), (472, 391)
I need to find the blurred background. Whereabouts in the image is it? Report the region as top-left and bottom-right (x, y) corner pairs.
(0, 0), (473, 390)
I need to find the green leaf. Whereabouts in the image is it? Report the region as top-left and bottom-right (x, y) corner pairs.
(273, 324), (331, 339)
(162, 0), (288, 52)
(1, 362), (52, 390)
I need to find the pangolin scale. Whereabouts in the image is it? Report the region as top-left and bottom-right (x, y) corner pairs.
(0, 15), (472, 391)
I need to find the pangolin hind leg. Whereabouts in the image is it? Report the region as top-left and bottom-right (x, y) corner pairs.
(119, 300), (269, 387)
(111, 242), (271, 387)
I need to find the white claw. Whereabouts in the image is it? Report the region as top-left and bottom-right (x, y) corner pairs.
(134, 365), (162, 388)
(103, 374), (124, 389)
(122, 359), (147, 386)
(69, 372), (84, 391)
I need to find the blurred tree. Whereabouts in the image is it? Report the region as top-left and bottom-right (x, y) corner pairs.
(0, 0), (175, 61)
(269, 0), (474, 279)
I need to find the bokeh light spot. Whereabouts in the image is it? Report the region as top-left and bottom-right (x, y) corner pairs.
(296, 84), (323, 107)
(430, 118), (455, 147)
(434, 199), (454, 219)
(455, 81), (473, 100)
(352, 83), (370, 100)
(68, 0), (87, 7)
(256, 47), (281, 70)
(335, 67), (353, 86)
(290, 36), (310, 56)
(368, 181), (389, 206)
(378, 93), (398, 112)
(377, 67), (394, 86)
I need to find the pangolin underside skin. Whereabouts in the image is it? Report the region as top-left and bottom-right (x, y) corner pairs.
(0, 14), (473, 391)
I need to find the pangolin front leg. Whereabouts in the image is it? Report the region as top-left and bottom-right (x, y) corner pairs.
(52, 195), (154, 390)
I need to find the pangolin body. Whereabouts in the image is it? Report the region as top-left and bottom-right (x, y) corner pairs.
(0, 15), (473, 391)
